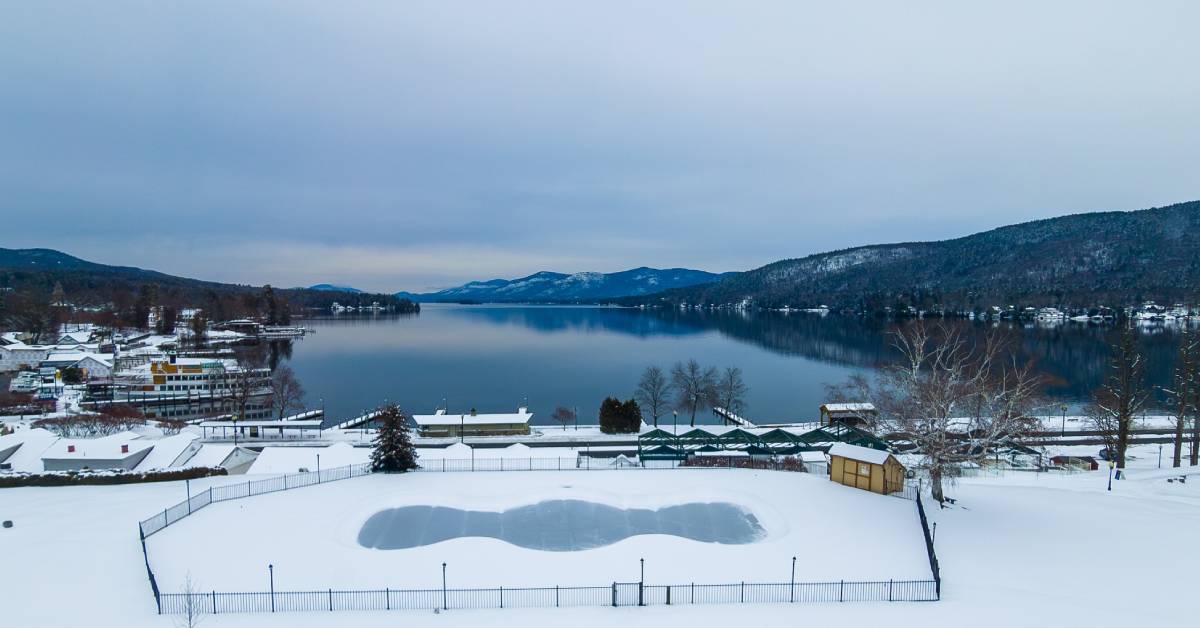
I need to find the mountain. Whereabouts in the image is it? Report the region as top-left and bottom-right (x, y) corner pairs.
(407, 267), (734, 302)
(0, 248), (418, 317)
(307, 284), (363, 293)
(627, 200), (1200, 311)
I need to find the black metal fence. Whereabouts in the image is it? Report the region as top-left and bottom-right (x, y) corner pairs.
(139, 462), (373, 539)
(413, 455), (810, 473)
(158, 578), (938, 614)
(914, 486), (942, 598)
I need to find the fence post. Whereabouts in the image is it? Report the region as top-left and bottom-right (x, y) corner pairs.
(386, 587), (390, 611)
(556, 585), (559, 607)
(889, 579), (893, 602)
(500, 586), (504, 609)
(328, 588), (333, 611)
(666, 585), (671, 605)
(212, 590), (217, 614)
(839, 580), (844, 602)
(691, 582), (694, 604)
(612, 582), (617, 607)
(740, 581), (744, 603)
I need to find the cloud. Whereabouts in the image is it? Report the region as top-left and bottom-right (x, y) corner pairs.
(1, 1), (1198, 290)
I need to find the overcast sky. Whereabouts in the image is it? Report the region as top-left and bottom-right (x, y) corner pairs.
(2, 1), (1198, 293)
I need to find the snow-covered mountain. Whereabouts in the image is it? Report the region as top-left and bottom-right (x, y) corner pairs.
(406, 267), (733, 302)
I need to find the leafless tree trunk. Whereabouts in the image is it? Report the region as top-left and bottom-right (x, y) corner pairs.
(1161, 328), (1199, 468)
(838, 321), (1044, 503)
(634, 366), (672, 427)
(551, 405), (575, 430)
(716, 366), (749, 418)
(671, 359), (717, 427)
(1090, 326), (1149, 477)
(270, 365), (306, 419)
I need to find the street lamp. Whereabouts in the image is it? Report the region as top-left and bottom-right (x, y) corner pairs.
(1107, 461), (1115, 491)
(268, 564), (275, 613)
(1060, 404), (1068, 436)
(316, 454), (321, 479)
(672, 410), (678, 436)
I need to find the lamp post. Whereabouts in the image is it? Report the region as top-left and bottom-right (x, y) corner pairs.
(316, 454), (321, 479)
(673, 410), (678, 436)
(268, 564), (275, 613)
(1107, 461), (1114, 491)
(441, 562), (448, 611)
(185, 479), (192, 514)
(1060, 404), (1068, 436)
(790, 556), (796, 602)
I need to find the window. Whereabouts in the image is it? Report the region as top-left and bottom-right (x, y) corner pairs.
(858, 462), (870, 476)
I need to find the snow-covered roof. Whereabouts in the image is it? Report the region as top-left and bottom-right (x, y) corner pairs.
(133, 433), (200, 471)
(828, 442), (893, 465)
(199, 420), (324, 428)
(247, 443), (368, 474)
(41, 432), (152, 461)
(412, 408), (533, 426)
(0, 428), (59, 472)
(183, 444), (235, 468)
(821, 403), (876, 413)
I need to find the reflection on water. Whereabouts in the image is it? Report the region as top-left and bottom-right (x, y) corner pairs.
(357, 500), (765, 551)
(281, 305), (1187, 426)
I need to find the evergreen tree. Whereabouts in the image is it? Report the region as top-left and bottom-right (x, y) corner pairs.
(370, 403), (418, 472)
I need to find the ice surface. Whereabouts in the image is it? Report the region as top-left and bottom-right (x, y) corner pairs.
(358, 499), (765, 550)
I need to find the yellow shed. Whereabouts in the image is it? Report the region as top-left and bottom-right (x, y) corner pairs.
(827, 442), (906, 495)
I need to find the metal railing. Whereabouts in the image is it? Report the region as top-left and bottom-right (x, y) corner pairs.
(139, 462), (373, 539)
(158, 578), (938, 614)
(914, 486), (942, 598)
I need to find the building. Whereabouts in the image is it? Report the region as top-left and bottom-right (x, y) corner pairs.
(40, 432), (155, 472)
(0, 339), (52, 372)
(197, 419), (324, 441)
(411, 407), (533, 437)
(828, 442), (906, 495)
(819, 403), (877, 427)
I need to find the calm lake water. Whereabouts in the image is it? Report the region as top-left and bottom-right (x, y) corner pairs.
(278, 304), (1187, 427)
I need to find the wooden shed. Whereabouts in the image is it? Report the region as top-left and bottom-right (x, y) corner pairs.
(827, 442), (905, 495)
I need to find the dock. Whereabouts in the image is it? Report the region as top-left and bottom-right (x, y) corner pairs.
(712, 407), (756, 428)
(330, 409), (384, 430)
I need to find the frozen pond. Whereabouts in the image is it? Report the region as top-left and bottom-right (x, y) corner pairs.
(357, 499), (765, 551)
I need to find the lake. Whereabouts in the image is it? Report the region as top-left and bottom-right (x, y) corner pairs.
(278, 304), (1188, 427)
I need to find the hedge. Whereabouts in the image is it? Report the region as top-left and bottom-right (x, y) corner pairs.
(0, 466), (227, 488)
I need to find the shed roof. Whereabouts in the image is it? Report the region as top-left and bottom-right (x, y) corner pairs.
(821, 403), (876, 413)
(828, 442), (894, 465)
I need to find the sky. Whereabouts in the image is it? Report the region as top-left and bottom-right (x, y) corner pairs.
(2, 1), (1198, 294)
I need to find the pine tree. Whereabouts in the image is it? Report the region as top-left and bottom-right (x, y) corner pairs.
(370, 403), (418, 472)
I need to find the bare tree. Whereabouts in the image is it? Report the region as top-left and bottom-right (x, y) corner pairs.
(551, 405), (576, 430)
(715, 366), (749, 418)
(671, 359), (717, 427)
(1088, 326), (1149, 477)
(174, 573), (206, 628)
(839, 321), (1044, 503)
(270, 365), (306, 419)
(634, 366), (672, 427)
(1160, 328), (1199, 467)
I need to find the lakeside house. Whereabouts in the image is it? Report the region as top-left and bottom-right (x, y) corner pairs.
(411, 407), (534, 437)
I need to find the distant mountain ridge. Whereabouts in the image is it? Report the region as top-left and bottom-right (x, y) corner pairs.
(407, 267), (734, 302)
(307, 284), (363, 293)
(0, 247), (415, 311)
(627, 200), (1200, 310)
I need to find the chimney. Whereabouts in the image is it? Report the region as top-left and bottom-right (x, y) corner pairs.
(121, 444), (129, 454)
(67, 444), (76, 453)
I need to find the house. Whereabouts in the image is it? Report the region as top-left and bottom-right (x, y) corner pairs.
(410, 407), (533, 437)
(0, 340), (52, 373)
(828, 442), (906, 495)
(819, 402), (877, 427)
(40, 432), (155, 472)
(180, 444), (259, 473)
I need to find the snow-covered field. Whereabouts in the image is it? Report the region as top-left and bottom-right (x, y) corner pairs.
(2, 445), (1197, 628)
(146, 469), (929, 591)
